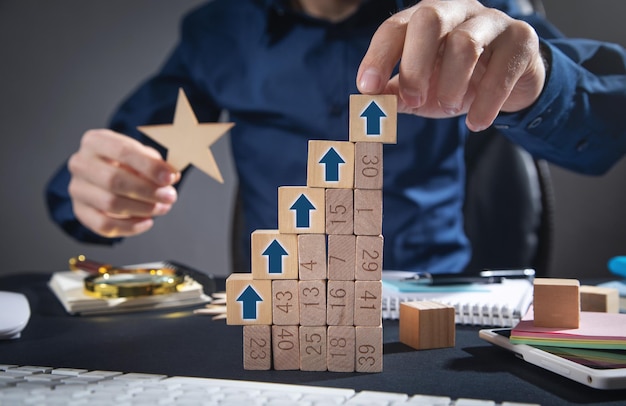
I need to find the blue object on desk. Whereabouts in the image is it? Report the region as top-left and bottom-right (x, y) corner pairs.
(608, 256), (626, 278)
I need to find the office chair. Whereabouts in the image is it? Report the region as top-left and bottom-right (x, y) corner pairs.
(229, 128), (554, 277)
(463, 128), (554, 277)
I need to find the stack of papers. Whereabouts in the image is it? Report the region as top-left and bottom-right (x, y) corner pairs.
(49, 270), (211, 315)
(511, 306), (626, 349)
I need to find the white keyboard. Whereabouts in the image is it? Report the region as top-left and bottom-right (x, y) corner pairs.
(0, 364), (539, 405)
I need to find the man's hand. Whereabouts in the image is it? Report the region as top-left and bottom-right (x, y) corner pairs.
(357, 0), (546, 131)
(67, 129), (180, 238)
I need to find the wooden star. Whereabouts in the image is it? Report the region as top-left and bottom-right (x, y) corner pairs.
(137, 88), (234, 183)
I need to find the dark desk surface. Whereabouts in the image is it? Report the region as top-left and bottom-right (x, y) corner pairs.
(1, 272), (625, 405)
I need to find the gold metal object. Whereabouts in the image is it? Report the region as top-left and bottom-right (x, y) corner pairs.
(69, 256), (185, 299)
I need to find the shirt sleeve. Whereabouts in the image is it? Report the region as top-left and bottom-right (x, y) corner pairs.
(493, 19), (626, 175)
(44, 11), (222, 244)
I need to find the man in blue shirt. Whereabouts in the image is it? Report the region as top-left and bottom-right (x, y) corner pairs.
(46, 0), (626, 274)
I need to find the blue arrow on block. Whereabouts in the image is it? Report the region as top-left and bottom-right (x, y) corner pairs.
(236, 285), (263, 320)
(360, 101), (386, 135)
(290, 194), (315, 228)
(319, 147), (345, 182)
(262, 239), (288, 274)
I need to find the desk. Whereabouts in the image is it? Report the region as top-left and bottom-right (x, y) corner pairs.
(1, 272), (625, 405)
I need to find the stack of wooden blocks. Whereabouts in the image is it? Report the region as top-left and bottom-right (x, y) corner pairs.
(226, 94), (397, 372)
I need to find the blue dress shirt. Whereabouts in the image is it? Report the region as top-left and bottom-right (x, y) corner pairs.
(45, 0), (626, 274)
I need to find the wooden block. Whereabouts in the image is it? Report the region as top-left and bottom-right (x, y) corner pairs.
(349, 94), (397, 144)
(327, 326), (356, 372)
(251, 230), (298, 280)
(327, 234), (356, 281)
(226, 274), (272, 325)
(272, 280), (299, 325)
(272, 325), (299, 370)
(354, 189), (382, 236)
(399, 301), (455, 350)
(354, 280), (382, 326)
(355, 235), (383, 281)
(243, 325), (271, 370)
(299, 280), (327, 326)
(533, 278), (580, 328)
(354, 142), (383, 190)
(298, 234), (327, 280)
(325, 189), (354, 235)
(355, 326), (383, 373)
(580, 285), (620, 313)
(299, 326), (327, 371)
(278, 186), (325, 234)
(307, 140), (354, 189)
(327, 280), (355, 326)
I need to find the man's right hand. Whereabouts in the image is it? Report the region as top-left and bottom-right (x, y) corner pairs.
(67, 129), (180, 238)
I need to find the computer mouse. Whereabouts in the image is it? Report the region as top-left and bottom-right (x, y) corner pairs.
(0, 291), (30, 339)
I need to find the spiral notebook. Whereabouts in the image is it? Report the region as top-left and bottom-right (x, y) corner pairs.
(382, 271), (534, 327)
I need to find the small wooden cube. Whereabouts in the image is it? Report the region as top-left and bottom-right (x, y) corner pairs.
(325, 189), (354, 235)
(354, 189), (382, 236)
(307, 140), (354, 189)
(327, 234), (356, 281)
(278, 186), (325, 234)
(349, 94), (397, 144)
(327, 280), (355, 326)
(251, 230), (298, 280)
(272, 325), (300, 370)
(399, 301), (455, 350)
(272, 280), (300, 325)
(327, 326), (356, 372)
(299, 326), (327, 371)
(354, 142), (383, 190)
(226, 274), (272, 325)
(354, 281), (382, 326)
(243, 325), (272, 370)
(299, 280), (327, 326)
(297, 234), (327, 280)
(355, 235), (383, 281)
(355, 326), (383, 373)
(580, 285), (620, 313)
(533, 278), (580, 328)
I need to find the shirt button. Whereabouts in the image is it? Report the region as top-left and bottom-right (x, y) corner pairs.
(329, 104), (344, 116)
(527, 116), (543, 129)
(576, 138), (589, 152)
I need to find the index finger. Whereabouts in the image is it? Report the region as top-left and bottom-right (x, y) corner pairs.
(356, 11), (410, 94)
(81, 129), (178, 186)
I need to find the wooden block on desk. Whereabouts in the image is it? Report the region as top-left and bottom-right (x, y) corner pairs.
(327, 280), (355, 326)
(399, 301), (455, 350)
(355, 235), (383, 281)
(307, 140), (354, 189)
(533, 278), (580, 328)
(325, 189), (353, 235)
(299, 326), (327, 371)
(226, 274), (272, 325)
(327, 234), (356, 281)
(298, 234), (327, 280)
(272, 280), (299, 325)
(327, 326), (356, 372)
(278, 186), (325, 234)
(272, 325), (299, 370)
(299, 280), (327, 326)
(354, 142), (383, 190)
(349, 94), (397, 144)
(251, 230), (298, 280)
(355, 326), (383, 373)
(243, 325), (271, 370)
(354, 280), (382, 326)
(354, 189), (382, 236)
(580, 285), (620, 313)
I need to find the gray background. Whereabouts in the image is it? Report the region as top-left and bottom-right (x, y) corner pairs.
(1, 0), (625, 278)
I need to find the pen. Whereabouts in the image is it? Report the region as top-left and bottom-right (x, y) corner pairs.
(402, 268), (535, 285)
